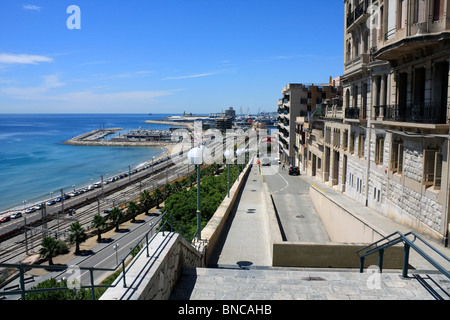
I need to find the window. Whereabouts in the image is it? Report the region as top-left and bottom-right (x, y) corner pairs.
(423, 149), (442, 189)
(391, 140), (404, 173)
(343, 129), (348, 150)
(413, 0), (426, 23)
(358, 133), (365, 158)
(375, 136), (384, 164)
(350, 131), (355, 153)
(433, 0), (445, 21)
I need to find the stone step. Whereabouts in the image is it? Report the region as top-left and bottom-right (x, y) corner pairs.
(170, 267), (450, 300)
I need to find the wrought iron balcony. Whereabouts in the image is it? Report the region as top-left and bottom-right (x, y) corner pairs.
(345, 107), (360, 120)
(374, 102), (448, 124)
(346, 0), (370, 28)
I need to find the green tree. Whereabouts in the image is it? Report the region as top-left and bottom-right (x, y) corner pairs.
(127, 201), (140, 222)
(68, 222), (87, 255)
(91, 214), (106, 242)
(109, 207), (124, 232)
(153, 188), (163, 208)
(39, 237), (69, 265)
(173, 180), (182, 193)
(163, 183), (173, 198)
(26, 278), (91, 300)
(139, 190), (152, 214)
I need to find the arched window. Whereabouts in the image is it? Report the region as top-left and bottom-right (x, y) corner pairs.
(347, 41), (352, 61)
(354, 37), (360, 57)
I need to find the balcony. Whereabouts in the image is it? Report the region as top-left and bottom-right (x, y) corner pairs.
(346, 0), (370, 30)
(345, 107), (360, 120)
(344, 53), (370, 75)
(324, 105), (344, 119)
(373, 102), (448, 125)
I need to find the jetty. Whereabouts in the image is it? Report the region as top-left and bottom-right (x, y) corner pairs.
(63, 128), (178, 147)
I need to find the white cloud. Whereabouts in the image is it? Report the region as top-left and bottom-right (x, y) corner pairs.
(22, 4), (41, 11)
(0, 74), (64, 99)
(162, 73), (216, 80)
(56, 89), (183, 103)
(100, 70), (154, 80)
(0, 53), (53, 65)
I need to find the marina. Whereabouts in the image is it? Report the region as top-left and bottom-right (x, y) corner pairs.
(63, 127), (179, 147)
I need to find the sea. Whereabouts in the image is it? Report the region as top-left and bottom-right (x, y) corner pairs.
(0, 113), (181, 212)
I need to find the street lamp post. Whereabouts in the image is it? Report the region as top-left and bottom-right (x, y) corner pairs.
(113, 243), (120, 266)
(188, 146), (203, 241)
(236, 148), (243, 181)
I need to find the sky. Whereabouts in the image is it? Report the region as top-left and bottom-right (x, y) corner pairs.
(0, 0), (345, 114)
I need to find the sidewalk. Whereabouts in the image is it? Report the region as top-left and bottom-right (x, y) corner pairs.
(300, 174), (450, 272)
(207, 164), (272, 268)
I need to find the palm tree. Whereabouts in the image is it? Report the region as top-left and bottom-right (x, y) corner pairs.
(173, 180), (182, 193)
(163, 183), (173, 198)
(39, 237), (68, 265)
(139, 190), (152, 214)
(91, 214), (106, 242)
(68, 222), (87, 255)
(127, 201), (140, 222)
(109, 207), (124, 232)
(153, 188), (163, 208)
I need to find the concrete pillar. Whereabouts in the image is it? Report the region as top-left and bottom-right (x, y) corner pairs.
(372, 76), (379, 120)
(380, 75), (387, 117)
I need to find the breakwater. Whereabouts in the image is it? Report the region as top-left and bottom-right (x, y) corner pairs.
(63, 128), (177, 147)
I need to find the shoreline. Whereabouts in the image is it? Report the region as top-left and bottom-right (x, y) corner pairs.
(0, 142), (177, 215)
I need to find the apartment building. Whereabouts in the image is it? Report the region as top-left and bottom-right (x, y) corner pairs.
(295, 0), (450, 244)
(277, 82), (342, 167)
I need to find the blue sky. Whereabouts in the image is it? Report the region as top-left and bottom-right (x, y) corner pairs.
(0, 1), (344, 114)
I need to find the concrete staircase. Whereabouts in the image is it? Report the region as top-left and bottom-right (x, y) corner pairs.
(170, 267), (450, 300)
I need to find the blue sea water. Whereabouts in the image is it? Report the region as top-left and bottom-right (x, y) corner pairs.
(0, 113), (179, 211)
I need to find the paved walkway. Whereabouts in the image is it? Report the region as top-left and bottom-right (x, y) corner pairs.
(171, 163), (450, 300)
(207, 164), (272, 268)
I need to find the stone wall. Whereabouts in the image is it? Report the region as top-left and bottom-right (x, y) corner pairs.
(99, 232), (203, 300)
(403, 142), (424, 183)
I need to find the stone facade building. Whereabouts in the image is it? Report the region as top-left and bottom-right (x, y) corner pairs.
(287, 0), (450, 244)
(277, 82), (342, 167)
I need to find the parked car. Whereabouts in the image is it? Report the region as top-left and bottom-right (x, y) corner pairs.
(289, 166), (300, 175)
(25, 207), (36, 214)
(0, 216), (11, 223)
(261, 158), (271, 166)
(47, 199), (56, 206)
(11, 212), (22, 219)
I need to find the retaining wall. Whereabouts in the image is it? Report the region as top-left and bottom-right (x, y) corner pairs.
(100, 159), (253, 300)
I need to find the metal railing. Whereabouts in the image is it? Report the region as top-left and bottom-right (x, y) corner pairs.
(0, 212), (193, 300)
(373, 102), (448, 124)
(357, 231), (450, 279)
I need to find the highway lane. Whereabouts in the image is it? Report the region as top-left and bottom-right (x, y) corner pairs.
(262, 164), (330, 242)
(0, 135), (253, 298)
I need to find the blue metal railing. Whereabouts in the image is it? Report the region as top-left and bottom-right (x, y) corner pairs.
(357, 231), (450, 279)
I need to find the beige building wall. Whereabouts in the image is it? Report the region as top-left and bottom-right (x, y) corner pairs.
(292, 0), (450, 243)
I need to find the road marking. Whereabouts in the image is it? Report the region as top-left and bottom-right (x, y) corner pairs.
(271, 167), (289, 194)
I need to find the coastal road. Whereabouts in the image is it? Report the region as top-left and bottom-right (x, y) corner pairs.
(262, 165), (330, 242)
(0, 135), (252, 298)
